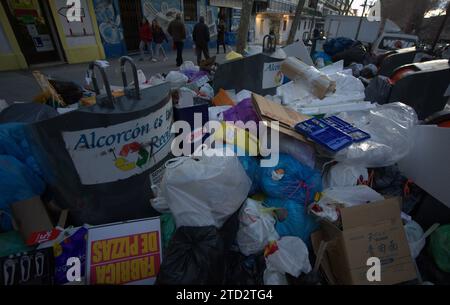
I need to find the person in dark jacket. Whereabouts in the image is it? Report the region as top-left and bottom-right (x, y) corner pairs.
(152, 19), (168, 62)
(216, 19), (226, 54)
(139, 18), (153, 61)
(193, 16), (210, 65)
(168, 14), (187, 66)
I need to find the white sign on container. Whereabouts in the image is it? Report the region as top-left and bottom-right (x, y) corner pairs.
(262, 62), (284, 89)
(62, 101), (173, 185)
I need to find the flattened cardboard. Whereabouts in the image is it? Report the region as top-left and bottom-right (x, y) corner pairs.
(313, 198), (417, 285)
(252, 94), (309, 143)
(11, 197), (53, 243)
(252, 93), (309, 128)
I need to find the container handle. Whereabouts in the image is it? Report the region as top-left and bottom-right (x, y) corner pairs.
(120, 56), (141, 100)
(88, 61), (114, 108)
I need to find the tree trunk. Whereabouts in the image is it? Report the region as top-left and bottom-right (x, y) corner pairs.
(287, 0), (306, 45)
(343, 0), (354, 16)
(431, 1), (450, 50)
(236, 0), (254, 54)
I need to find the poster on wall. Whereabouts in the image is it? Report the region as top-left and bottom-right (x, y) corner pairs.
(32, 34), (55, 52)
(93, 0), (127, 58)
(55, 0), (96, 47)
(142, 0), (181, 33)
(262, 62), (284, 89)
(62, 102), (173, 185)
(142, 0), (217, 46)
(86, 218), (162, 285)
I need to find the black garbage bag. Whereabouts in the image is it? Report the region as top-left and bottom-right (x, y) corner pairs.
(333, 41), (369, 66)
(365, 76), (392, 104)
(372, 165), (425, 214)
(48, 79), (83, 105)
(225, 251), (266, 285)
(156, 226), (225, 285)
(156, 210), (240, 285)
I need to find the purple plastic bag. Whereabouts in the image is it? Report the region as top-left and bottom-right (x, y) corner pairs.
(223, 98), (260, 124)
(53, 227), (88, 284)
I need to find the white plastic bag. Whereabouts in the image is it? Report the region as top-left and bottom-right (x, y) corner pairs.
(324, 163), (368, 188)
(148, 73), (165, 86)
(165, 71), (188, 89)
(150, 184), (171, 214)
(263, 268), (288, 285)
(160, 154), (251, 228)
(179, 61), (199, 73)
(404, 220), (425, 259)
(264, 237), (311, 281)
(236, 199), (279, 256)
(310, 186), (384, 222)
(199, 83), (214, 100)
(335, 103), (419, 167)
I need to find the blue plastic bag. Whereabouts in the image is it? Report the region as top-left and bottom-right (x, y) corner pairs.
(260, 154), (322, 204)
(0, 155), (45, 231)
(238, 156), (260, 196)
(0, 123), (43, 178)
(265, 198), (319, 245)
(323, 37), (355, 57)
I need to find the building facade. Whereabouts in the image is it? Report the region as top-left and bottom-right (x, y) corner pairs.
(0, 0), (105, 71)
(0, 0), (219, 71)
(0, 0), (350, 71)
(254, 0), (350, 44)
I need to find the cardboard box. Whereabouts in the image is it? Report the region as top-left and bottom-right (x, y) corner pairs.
(11, 197), (64, 246)
(311, 198), (417, 285)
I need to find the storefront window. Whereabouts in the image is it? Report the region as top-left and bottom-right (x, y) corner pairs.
(183, 0), (197, 22)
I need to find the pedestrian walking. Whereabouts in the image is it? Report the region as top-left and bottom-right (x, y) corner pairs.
(139, 18), (154, 61)
(168, 14), (187, 67)
(152, 19), (168, 62)
(193, 16), (210, 65)
(217, 19), (226, 54)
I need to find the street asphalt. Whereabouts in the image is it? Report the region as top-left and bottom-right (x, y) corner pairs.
(0, 47), (227, 104)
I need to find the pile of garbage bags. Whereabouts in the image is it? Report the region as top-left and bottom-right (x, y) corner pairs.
(1, 49), (449, 286)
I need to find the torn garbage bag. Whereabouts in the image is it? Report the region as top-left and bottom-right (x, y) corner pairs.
(159, 155), (251, 228)
(260, 154), (322, 204)
(265, 198), (319, 244)
(236, 199), (279, 256)
(335, 103), (418, 167)
(263, 237), (312, 285)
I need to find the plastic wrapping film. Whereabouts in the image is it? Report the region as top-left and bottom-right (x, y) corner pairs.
(280, 57), (336, 99)
(335, 103), (419, 167)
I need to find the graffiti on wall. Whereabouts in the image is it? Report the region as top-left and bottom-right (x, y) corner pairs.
(141, 0), (217, 47)
(93, 0), (127, 57)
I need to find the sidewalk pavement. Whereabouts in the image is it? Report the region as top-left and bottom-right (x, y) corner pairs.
(0, 48), (228, 104)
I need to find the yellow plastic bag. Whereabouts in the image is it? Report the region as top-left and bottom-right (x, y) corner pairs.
(225, 51), (244, 61)
(213, 122), (259, 156)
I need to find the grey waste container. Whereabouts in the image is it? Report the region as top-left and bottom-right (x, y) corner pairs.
(27, 57), (174, 225)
